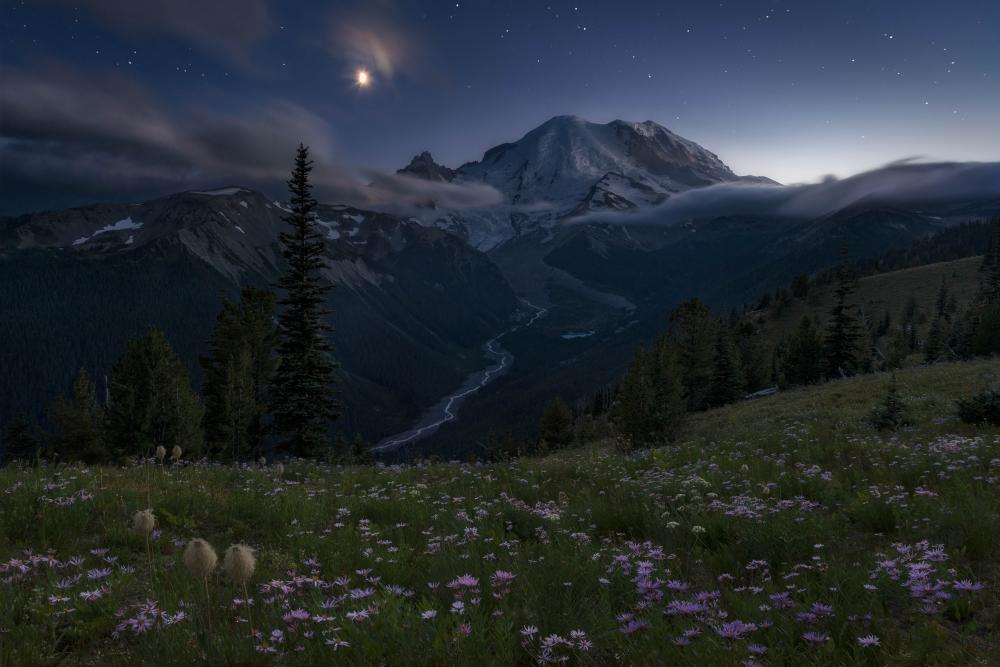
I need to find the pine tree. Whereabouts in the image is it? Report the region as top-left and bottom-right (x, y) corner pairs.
(539, 396), (573, 453)
(648, 340), (685, 441)
(3, 413), (41, 465)
(781, 316), (823, 386)
(669, 299), (717, 411)
(51, 368), (107, 463)
(708, 329), (745, 407)
(978, 220), (1000, 303)
(611, 347), (655, 449)
(924, 317), (946, 363)
(106, 329), (204, 459)
(271, 145), (341, 457)
(201, 287), (278, 461)
(935, 276), (950, 321)
(823, 248), (862, 377)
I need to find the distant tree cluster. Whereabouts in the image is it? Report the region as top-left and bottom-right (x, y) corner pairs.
(563, 218), (1000, 453)
(3, 146), (348, 466)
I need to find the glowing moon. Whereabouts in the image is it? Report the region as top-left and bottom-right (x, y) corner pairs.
(356, 69), (371, 87)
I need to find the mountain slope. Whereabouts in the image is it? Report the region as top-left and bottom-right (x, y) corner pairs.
(0, 188), (518, 440)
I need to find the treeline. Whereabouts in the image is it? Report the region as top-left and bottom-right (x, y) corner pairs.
(2, 146), (356, 466)
(525, 218), (1000, 455)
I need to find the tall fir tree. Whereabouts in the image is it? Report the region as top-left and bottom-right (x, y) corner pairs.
(781, 316), (824, 386)
(538, 396), (574, 453)
(612, 346), (656, 449)
(51, 368), (107, 463)
(708, 329), (745, 407)
(3, 413), (41, 465)
(106, 329), (204, 459)
(823, 248), (863, 377)
(648, 340), (686, 441)
(978, 219), (1000, 303)
(669, 298), (717, 411)
(271, 144), (341, 457)
(201, 287), (278, 461)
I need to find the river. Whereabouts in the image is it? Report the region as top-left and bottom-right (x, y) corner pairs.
(372, 299), (547, 452)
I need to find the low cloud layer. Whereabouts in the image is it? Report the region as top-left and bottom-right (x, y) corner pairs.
(572, 161), (1000, 226)
(0, 64), (499, 215)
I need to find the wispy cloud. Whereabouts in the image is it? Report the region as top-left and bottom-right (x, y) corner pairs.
(0, 63), (499, 215)
(571, 161), (1000, 226)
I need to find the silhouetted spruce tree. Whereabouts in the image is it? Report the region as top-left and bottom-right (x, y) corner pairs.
(271, 145), (341, 458)
(3, 413), (41, 465)
(648, 340), (686, 442)
(978, 220), (1000, 302)
(612, 346), (655, 449)
(823, 249), (862, 377)
(669, 298), (717, 411)
(782, 316), (824, 386)
(539, 396), (573, 453)
(935, 276), (950, 321)
(106, 329), (203, 459)
(51, 368), (107, 463)
(201, 287), (278, 461)
(708, 329), (745, 407)
(924, 317), (946, 363)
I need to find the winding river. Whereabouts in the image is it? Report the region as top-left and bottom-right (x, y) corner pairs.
(372, 299), (547, 452)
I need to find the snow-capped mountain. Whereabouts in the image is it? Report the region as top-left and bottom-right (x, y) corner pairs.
(399, 115), (772, 249)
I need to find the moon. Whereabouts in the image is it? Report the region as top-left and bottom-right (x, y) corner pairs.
(356, 69), (371, 87)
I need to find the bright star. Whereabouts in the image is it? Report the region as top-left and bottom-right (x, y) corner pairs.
(356, 69), (371, 87)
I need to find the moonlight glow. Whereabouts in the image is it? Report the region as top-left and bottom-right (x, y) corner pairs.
(356, 69), (370, 87)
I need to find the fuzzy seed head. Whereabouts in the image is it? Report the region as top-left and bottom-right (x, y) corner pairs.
(274, 462), (284, 477)
(132, 509), (156, 534)
(223, 544), (256, 584)
(258, 456), (267, 467)
(155, 445), (166, 462)
(183, 538), (218, 579)
(171, 445), (182, 461)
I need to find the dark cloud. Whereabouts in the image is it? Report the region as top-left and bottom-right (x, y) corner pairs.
(46, 0), (273, 67)
(0, 64), (501, 215)
(571, 161), (1000, 227)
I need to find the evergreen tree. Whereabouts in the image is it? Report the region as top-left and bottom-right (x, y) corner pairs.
(924, 317), (947, 363)
(887, 328), (910, 369)
(271, 144), (341, 457)
(201, 287), (278, 461)
(935, 276), (950, 320)
(648, 341), (685, 442)
(823, 248), (862, 377)
(51, 368), (107, 463)
(669, 299), (717, 411)
(781, 316), (824, 386)
(978, 220), (1000, 303)
(539, 396), (573, 453)
(735, 320), (770, 392)
(612, 347), (655, 449)
(708, 329), (745, 407)
(868, 373), (912, 431)
(3, 413), (41, 465)
(106, 329), (203, 459)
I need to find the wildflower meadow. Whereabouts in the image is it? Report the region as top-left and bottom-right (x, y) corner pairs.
(2, 360), (998, 665)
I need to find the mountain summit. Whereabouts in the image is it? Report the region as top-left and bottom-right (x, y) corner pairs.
(457, 115), (741, 205)
(398, 115), (774, 249)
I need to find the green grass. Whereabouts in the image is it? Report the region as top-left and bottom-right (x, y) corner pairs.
(1, 359), (998, 665)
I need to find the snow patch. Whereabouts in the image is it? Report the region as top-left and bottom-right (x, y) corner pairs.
(235, 225), (246, 235)
(239, 200), (248, 209)
(72, 217), (143, 246)
(561, 330), (595, 340)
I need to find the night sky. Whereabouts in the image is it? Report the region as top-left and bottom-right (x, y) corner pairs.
(2, 0), (998, 215)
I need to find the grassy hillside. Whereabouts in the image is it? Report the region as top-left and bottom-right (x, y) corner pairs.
(1, 360), (998, 665)
(760, 255), (981, 342)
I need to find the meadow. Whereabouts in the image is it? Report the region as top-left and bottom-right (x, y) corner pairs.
(2, 359), (998, 665)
